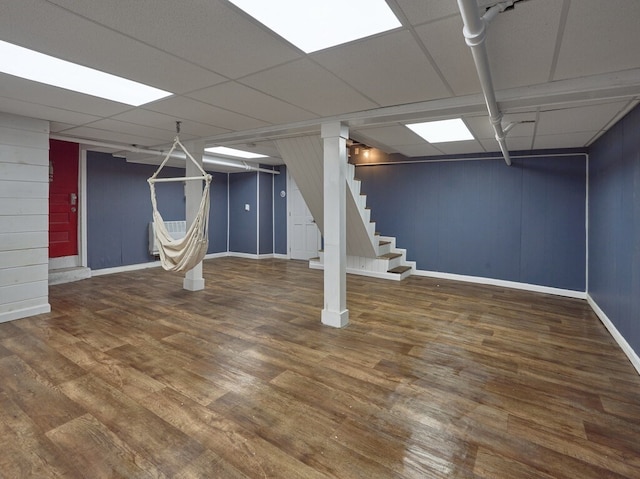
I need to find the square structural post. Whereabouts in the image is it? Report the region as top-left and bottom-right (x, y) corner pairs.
(321, 122), (349, 328)
(183, 140), (205, 291)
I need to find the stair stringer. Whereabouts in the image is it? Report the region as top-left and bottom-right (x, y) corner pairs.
(275, 135), (378, 258)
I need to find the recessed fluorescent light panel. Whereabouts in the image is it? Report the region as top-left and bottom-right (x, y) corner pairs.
(205, 146), (268, 159)
(406, 119), (474, 143)
(227, 0), (402, 53)
(0, 40), (172, 106)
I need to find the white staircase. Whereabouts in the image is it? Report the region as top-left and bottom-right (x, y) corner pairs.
(275, 135), (414, 281)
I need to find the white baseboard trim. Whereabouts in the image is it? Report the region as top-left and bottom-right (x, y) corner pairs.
(587, 294), (640, 375)
(273, 253), (289, 260)
(0, 303), (51, 323)
(412, 269), (586, 299)
(91, 260), (164, 276)
(91, 252), (287, 276)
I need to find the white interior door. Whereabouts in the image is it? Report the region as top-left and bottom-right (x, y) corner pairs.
(289, 174), (320, 260)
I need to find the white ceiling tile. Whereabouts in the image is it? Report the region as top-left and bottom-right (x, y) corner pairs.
(466, 113), (537, 140)
(536, 102), (630, 135)
(111, 110), (231, 140)
(487, 0), (564, 90)
(144, 96), (269, 131)
(187, 82), (317, 124)
(554, 0), (640, 80)
(390, 143), (445, 158)
(0, 0), (225, 95)
(240, 59), (379, 116)
(433, 140), (486, 155)
(480, 137), (533, 153)
(46, 0), (302, 79)
(414, 16), (480, 96)
(312, 30), (450, 107)
(394, 0), (460, 26)
(60, 125), (170, 147)
(80, 119), (191, 144)
(0, 96), (101, 126)
(0, 73), (133, 117)
(352, 125), (425, 148)
(533, 131), (597, 150)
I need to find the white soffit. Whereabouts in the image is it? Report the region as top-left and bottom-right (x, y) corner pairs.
(391, 143), (446, 158)
(312, 30), (450, 106)
(227, 0), (401, 53)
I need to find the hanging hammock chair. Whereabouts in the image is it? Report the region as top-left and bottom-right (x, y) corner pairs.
(148, 136), (212, 272)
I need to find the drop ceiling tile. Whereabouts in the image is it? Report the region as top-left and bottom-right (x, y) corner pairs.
(480, 137), (533, 153)
(533, 131), (597, 150)
(144, 96), (269, 131)
(312, 30), (450, 107)
(46, 0), (302, 79)
(466, 113), (537, 140)
(0, 96), (101, 126)
(240, 59), (379, 116)
(188, 82), (317, 124)
(554, 0), (640, 80)
(414, 16), (480, 96)
(111, 110), (231, 139)
(0, 73), (133, 117)
(394, 0), (460, 26)
(390, 143), (445, 158)
(60, 125), (169, 148)
(536, 102), (630, 135)
(432, 140), (486, 155)
(352, 125), (425, 148)
(0, 0), (225, 94)
(487, 0), (564, 90)
(81, 119), (191, 144)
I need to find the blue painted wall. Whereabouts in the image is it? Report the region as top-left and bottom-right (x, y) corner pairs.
(228, 172), (257, 254)
(589, 104), (640, 354)
(259, 170), (273, 254)
(357, 153), (586, 291)
(87, 152), (228, 268)
(208, 173), (228, 254)
(273, 165), (288, 255)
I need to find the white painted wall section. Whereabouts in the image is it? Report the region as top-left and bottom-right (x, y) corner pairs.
(0, 112), (51, 323)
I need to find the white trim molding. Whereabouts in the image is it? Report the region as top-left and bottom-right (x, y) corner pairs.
(413, 269), (587, 299)
(587, 294), (640, 375)
(0, 304), (51, 324)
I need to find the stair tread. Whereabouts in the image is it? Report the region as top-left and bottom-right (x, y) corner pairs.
(388, 265), (412, 274)
(309, 257), (320, 261)
(379, 252), (402, 260)
(379, 240), (391, 246)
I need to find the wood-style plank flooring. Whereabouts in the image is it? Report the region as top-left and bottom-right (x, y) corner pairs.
(1, 257), (640, 478)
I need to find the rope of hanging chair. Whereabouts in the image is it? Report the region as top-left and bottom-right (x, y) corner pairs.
(148, 136), (212, 272)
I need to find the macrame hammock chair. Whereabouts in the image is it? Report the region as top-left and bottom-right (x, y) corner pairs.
(148, 136), (212, 272)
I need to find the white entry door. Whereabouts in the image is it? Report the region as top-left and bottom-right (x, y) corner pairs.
(289, 174), (321, 260)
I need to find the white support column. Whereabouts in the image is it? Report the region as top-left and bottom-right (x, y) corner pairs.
(321, 122), (349, 328)
(183, 140), (205, 291)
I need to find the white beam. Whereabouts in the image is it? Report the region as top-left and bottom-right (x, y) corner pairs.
(183, 140), (205, 291)
(321, 122), (349, 328)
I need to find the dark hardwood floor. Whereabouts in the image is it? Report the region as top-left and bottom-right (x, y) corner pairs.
(1, 257), (639, 478)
